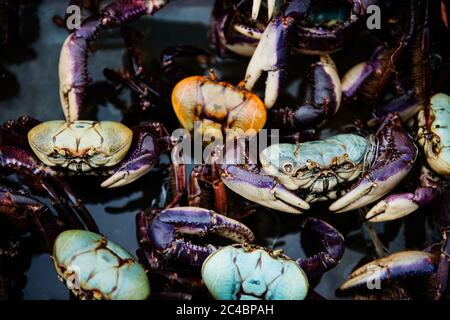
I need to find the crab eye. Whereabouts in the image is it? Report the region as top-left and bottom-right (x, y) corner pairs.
(283, 163), (293, 173)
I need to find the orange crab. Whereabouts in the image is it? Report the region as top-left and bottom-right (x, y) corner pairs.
(171, 71), (267, 143)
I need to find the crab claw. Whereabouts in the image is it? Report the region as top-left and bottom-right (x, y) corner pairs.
(297, 218), (345, 279)
(367, 170), (441, 223)
(340, 251), (437, 291)
(244, 0), (310, 108)
(251, 0), (280, 20)
(59, 1), (170, 121)
(365, 166), (441, 222)
(220, 164), (309, 214)
(101, 123), (169, 188)
(147, 207), (255, 267)
(59, 19), (100, 121)
(329, 114), (418, 213)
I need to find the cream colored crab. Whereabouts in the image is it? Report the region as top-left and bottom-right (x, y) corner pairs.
(28, 120), (133, 173)
(418, 93), (450, 177)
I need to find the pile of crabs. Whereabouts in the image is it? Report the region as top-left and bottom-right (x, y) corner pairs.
(0, 0), (449, 300)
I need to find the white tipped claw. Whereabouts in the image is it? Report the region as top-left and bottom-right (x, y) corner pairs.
(101, 164), (152, 188)
(365, 194), (419, 222)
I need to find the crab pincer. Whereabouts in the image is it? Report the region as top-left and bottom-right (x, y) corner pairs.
(59, 0), (169, 121)
(101, 122), (173, 188)
(339, 251), (438, 291)
(329, 114), (418, 213)
(297, 217), (345, 279)
(220, 164), (310, 214)
(138, 207), (255, 268)
(244, 0), (310, 108)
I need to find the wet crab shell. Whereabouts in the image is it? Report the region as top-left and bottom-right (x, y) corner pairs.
(259, 134), (371, 191)
(201, 244), (308, 300)
(171, 75), (267, 143)
(418, 93), (450, 177)
(53, 230), (150, 300)
(28, 120), (133, 172)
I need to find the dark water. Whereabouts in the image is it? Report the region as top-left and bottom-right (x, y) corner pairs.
(0, 0), (439, 300)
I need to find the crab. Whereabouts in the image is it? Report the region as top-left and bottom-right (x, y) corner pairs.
(201, 217), (345, 300)
(53, 229), (150, 300)
(0, 115), (174, 189)
(171, 70), (267, 144)
(219, 113), (419, 217)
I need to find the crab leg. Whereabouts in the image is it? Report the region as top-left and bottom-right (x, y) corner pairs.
(141, 207), (255, 268)
(297, 218), (345, 279)
(244, 0), (310, 108)
(365, 166), (442, 222)
(0, 145), (98, 232)
(59, 0), (169, 121)
(0, 186), (62, 249)
(339, 251), (438, 291)
(101, 122), (172, 188)
(433, 191), (450, 300)
(329, 114), (418, 213)
(188, 164), (228, 215)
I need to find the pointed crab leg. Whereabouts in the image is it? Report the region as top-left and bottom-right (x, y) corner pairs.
(141, 207), (255, 268)
(59, 0), (169, 121)
(244, 0), (310, 108)
(297, 218), (345, 279)
(365, 166), (442, 222)
(329, 114), (418, 213)
(0, 145), (99, 232)
(0, 186), (63, 249)
(340, 251), (438, 291)
(433, 191), (450, 300)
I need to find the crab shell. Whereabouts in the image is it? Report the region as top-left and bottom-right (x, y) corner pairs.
(28, 121), (133, 172)
(171, 75), (267, 143)
(201, 244), (308, 300)
(259, 134), (371, 193)
(418, 93), (450, 177)
(53, 230), (150, 300)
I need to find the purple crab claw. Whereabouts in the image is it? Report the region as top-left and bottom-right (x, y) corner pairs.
(365, 166), (442, 222)
(329, 114), (418, 213)
(59, 18), (100, 121)
(244, 0), (310, 108)
(145, 207), (255, 267)
(101, 123), (171, 188)
(341, 45), (384, 100)
(297, 217), (345, 279)
(220, 164), (309, 214)
(340, 251), (438, 291)
(59, 0), (169, 121)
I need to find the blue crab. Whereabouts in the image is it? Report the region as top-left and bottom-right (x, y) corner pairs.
(201, 217), (345, 300)
(220, 114), (418, 216)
